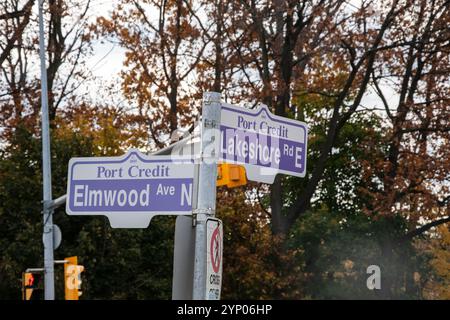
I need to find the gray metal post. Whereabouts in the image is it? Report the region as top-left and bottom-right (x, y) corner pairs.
(38, 0), (55, 300)
(192, 92), (221, 300)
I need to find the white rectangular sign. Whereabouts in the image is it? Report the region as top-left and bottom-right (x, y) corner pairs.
(66, 149), (195, 228)
(206, 218), (223, 300)
(220, 103), (308, 183)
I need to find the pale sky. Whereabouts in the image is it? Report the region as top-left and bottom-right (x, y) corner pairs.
(81, 1), (399, 117)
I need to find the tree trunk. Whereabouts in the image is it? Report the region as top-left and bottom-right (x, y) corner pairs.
(380, 239), (394, 299)
(169, 85), (178, 134)
(270, 176), (288, 235)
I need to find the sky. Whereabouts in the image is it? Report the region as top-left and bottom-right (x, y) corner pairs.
(81, 1), (399, 116)
(79, 2), (126, 105)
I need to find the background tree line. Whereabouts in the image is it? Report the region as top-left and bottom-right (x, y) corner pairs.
(0, 0), (449, 299)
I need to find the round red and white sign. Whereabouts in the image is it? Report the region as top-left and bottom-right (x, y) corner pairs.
(206, 219), (223, 300)
(210, 226), (222, 273)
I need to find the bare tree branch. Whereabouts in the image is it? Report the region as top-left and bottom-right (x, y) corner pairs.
(0, 0), (34, 68)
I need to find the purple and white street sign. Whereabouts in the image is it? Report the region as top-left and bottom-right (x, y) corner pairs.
(66, 149), (195, 228)
(220, 103), (308, 184)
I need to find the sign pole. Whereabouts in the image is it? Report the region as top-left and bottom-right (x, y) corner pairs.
(192, 92), (221, 300)
(38, 0), (55, 300)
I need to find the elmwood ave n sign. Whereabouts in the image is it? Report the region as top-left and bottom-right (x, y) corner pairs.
(66, 150), (194, 228)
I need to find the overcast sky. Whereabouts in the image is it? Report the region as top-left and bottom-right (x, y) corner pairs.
(82, 1), (399, 115)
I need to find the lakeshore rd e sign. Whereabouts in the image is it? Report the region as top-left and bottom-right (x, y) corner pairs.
(220, 103), (308, 184)
(66, 149), (194, 228)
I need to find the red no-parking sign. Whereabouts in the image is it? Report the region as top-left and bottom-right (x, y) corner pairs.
(206, 218), (223, 300)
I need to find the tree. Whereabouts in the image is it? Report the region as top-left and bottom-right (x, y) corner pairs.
(95, 0), (209, 148)
(0, 0), (34, 68)
(0, 0), (92, 139)
(1, 0), (449, 300)
(218, 188), (303, 299)
(423, 226), (450, 299)
(362, 0), (450, 237)
(0, 103), (177, 299)
(223, 0), (412, 236)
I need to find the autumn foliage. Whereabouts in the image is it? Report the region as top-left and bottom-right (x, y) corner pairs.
(0, 0), (449, 299)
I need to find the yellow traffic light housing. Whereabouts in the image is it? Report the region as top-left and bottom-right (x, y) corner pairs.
(217, 164), (247, 188)
(22, 272), (42, 300)
(64, 256), (84, 300)
(22, 273), (34, 300)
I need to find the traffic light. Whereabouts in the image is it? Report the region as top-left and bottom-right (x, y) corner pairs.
(22, 272), (42, 300)
(64, 256), (84, 300)
(217, 164), (247, 188)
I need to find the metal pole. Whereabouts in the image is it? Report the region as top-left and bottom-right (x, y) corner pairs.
(38, 0), (55, 300)
(192, 92), (221, 300)
(25, 268), (45, 273)
(48, 194), (66, 210)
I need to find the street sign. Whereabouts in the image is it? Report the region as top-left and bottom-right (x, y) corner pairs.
(66, 149), (195, 228)
(206, 218), (222, 300)
(172, 216), (195, 300)
(53, 224), (62, 250)
(220, 103), (308, 184)
(42, 224), (61, 250)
